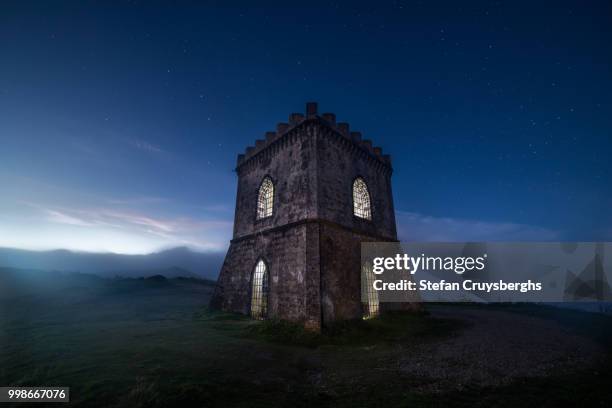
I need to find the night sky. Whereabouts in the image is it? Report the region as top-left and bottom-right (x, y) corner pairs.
(1, 1), (611, 254)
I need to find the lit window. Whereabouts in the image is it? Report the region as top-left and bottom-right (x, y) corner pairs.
(251, 259), (269, 320)
(353, 177), (372, 220)
(257, 177), (274, 219)
(362, 262), (379, 318)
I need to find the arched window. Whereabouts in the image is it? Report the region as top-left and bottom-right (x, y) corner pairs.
(250, 259), (269, 320)
(257, 177), (274, 219)
(361, 262), (379, 318)
(353, 177), (372, 220)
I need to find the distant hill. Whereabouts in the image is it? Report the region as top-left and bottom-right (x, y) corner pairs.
(0, 246), (224, 280)
(0, 266), (216, 302)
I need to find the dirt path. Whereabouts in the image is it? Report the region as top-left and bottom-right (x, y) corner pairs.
(397, 306), (604, 392)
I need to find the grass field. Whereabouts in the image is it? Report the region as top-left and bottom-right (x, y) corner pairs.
(1, 267), (611, 407)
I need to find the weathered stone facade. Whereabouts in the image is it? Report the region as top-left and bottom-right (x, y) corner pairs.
(211, 102), (411, 329)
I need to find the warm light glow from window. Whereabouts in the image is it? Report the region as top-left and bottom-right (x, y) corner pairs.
(257, 177), (274, 219)
(362, 262), (379, 318)
(251, 259), (269, 320)
(353, 177), (372, 220)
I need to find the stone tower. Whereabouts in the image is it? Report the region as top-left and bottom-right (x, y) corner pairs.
(211, 102), (400, 330)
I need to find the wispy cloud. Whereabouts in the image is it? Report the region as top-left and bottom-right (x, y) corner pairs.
(99, 210), (176, 232)
(15, 201), (232, 253)
(45, 209), (95, 227)
(105, 196), (169, 205)
(396, 211), (559, 241)
(129, 138), (166, 155)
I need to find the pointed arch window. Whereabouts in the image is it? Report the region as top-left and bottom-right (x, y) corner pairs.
(353, 177), (372, 220)
(251, 259), (269, 320)
(257, 177), (274, 219)
(361, 262), (379, 319)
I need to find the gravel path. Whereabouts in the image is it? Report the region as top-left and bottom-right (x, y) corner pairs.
(397, 306), (604, 392)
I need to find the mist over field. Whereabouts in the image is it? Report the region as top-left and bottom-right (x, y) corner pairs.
(0, 246), (224, 280)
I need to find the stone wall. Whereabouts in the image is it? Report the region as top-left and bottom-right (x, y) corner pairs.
(315, 127), (397, 240)
(232, 123), (318, 239)
(211, 222), (321, 328)
(318, 223), (402, 324)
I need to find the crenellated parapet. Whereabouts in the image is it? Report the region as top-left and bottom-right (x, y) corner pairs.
(236, 102), (392, 174)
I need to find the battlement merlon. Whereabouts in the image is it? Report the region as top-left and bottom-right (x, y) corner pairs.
(235, 102), (392, 170)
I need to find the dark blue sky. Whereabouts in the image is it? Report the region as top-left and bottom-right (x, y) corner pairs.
(1, 1), (611, 253)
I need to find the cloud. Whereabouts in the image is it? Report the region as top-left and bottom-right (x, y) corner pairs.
(129, 139), (165, 155)
(45, 209), (95, 227)
(105, 196), (169, 205)
(100, 210), (177, 232)
(396, 211), (559, 241)
(10, 201), (232, 254)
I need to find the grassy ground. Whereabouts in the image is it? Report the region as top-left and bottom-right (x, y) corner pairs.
(1, 268), (611, 407)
